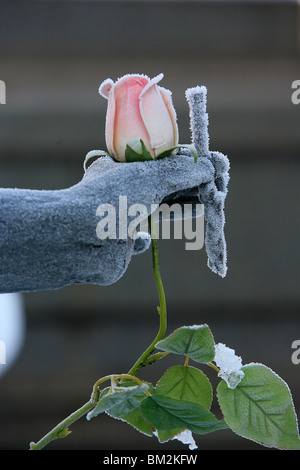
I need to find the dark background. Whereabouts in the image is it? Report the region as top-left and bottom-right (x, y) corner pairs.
(0, 0), (299, 450)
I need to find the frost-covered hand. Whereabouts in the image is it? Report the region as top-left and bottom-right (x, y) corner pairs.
(0, 151), (217, 293)
(0, 75), (229, 293)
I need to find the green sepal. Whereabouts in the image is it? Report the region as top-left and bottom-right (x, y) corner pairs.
(125, 138), (153, 162)
(125, 139), (198, 163)
(83, 149), (111, 171)
(157, 144), (198, 162)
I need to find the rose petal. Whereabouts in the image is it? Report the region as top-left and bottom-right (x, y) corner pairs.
(159, 86), (179, 147)
(113, 75), (151, 160)
(139, 74), (176, 156)
(99, 79), (117, 159)
(99, 78), (114, 99)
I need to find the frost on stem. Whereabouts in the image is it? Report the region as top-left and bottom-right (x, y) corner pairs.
(214, 343), (245, 389)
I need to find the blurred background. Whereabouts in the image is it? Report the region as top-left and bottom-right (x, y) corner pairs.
(0, 0), (300, 450)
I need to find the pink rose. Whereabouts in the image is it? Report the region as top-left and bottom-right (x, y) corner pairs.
(99, 73), (178, 162)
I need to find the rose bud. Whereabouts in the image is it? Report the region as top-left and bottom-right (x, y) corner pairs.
(99, 73), (179, 162)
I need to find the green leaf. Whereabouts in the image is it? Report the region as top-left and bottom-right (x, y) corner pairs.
(217, 363), (300, 450)
(154, 365), (213, 443)
(114, 406), (153, 437)
(125, 138), (153, 162)
(87, 383), (149, 420)
(141, 394), (227, 436)
(106, 381), (154, 437)
(156, 324), (215, 364)
(155, 365), (212, 409)
(88, 381), (153, 436)
(155, 426), (184, 443)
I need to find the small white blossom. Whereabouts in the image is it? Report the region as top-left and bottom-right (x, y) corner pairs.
(172, 430), (198, 450)
(214, 343), (245, 389)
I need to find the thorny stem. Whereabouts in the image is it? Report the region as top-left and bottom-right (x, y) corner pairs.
(30, 214), (167, 450)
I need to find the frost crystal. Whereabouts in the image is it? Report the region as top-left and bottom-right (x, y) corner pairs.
(172, 430), (198, 450)
(214, 343), (245, 389)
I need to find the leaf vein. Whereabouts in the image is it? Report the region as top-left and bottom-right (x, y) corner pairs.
(238, 387), (286, 434)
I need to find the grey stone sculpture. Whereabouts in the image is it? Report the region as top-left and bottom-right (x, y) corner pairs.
(0, 86), (229, 293)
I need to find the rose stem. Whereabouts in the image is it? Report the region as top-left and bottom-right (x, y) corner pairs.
(30, 214), (167, 449)
(127, 214), (167, 376)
